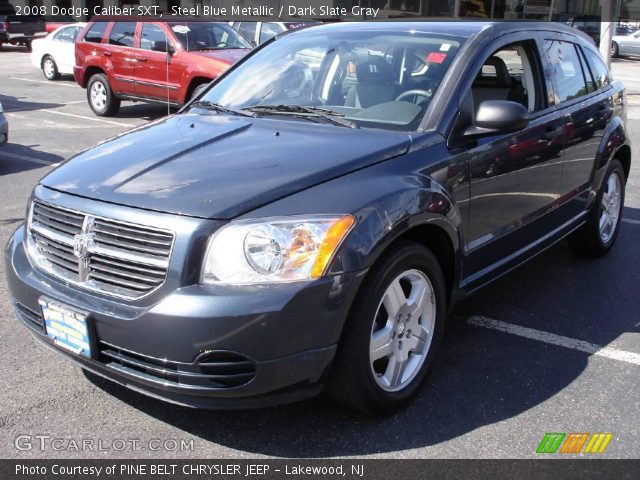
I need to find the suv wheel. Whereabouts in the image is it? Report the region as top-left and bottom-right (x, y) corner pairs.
(326, 241), (446, 414)
(87, 73), (120, 117)
(568, 159), (625, 257)
(42, 55), (60, 80)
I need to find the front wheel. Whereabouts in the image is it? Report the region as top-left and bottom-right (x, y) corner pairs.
(611, 42), (619, 58)
(568, 159), (625, 257)
(87, 73), (120, 117)
(42, 55), (60, 80)
(326, 241), (446, 414)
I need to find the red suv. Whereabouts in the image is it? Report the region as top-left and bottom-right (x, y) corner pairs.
(74, 19), (252, 116)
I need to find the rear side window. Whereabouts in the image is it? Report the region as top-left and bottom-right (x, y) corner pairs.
(544, 40), (588, 104)
(583, 48), (611, 90)
(109, 22), (136, 47)
(84, 22), (107, 43)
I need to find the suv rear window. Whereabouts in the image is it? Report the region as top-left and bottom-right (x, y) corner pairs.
(109, 22), (136, 47)
(544, 40), (588, 104)
(84, 22), (108, 43)
(583, 48), (611, 90)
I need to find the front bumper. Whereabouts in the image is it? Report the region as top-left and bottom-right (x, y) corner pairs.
(6, 218), (365, 408)
(0, 114), (7, 144)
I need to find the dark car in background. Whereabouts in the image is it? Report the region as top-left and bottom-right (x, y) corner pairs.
(0, 3), (46, 50)
(6, 22), (630, 414)
(74, 18), (252, 116)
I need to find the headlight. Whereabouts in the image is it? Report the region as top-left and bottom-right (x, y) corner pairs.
(201, 215), (355, 285)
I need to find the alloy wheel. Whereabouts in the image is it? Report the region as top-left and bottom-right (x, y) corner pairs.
(599, 171), (622, 244)
(369, 269), (436, 392)
(90, 81), (107, 111)
(43, 59), (55, 79)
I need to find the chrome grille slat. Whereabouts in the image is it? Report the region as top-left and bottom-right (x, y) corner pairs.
(28, 201), (174, 299)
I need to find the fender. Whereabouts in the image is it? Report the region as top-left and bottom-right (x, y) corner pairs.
(588, 110), (629, 210)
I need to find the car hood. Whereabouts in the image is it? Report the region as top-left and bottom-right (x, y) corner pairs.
(189, 48), (250, 64)
(40, 113), (411, 219)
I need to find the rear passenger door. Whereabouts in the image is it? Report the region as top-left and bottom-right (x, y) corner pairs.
(459, 35), (566, 276)
(543, 38), (610, 218)
(105, 21), (137, 95)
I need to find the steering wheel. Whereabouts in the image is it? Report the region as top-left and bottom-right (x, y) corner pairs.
(395, 89), (433, 104)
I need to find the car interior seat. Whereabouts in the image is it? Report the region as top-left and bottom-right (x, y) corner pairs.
(345, 56), (400, 109)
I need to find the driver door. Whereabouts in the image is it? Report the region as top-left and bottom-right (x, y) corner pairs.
(133, 22), (183, 104)
(457, 37), (566, 277)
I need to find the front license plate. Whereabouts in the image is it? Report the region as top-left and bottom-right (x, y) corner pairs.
(39, 299), (91, 358)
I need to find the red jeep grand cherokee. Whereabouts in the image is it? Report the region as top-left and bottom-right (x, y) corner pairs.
(74, 18), (252, 116)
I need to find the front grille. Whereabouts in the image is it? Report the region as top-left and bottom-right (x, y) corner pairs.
(28, 201), (174, 299)
(99, 341), (256, 389)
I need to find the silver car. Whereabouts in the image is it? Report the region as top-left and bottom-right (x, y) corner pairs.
(0, 101), (8, 145)
(612, 30), (640, 57)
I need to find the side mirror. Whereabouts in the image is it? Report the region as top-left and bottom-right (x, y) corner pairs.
(152, 40), (175, 55)
(464, 100), (530, 138)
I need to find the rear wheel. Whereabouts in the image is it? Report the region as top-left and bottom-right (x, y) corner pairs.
(326, 241), (446, 414)
(568, 159), (625, 257)
(87, 73), (120, 117)
(42, 55), (60, 80)
(611, 42), (619, 58)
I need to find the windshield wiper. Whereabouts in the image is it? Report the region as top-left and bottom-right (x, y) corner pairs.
(244, 104), (359, 129)
(190, 100), (256, 117)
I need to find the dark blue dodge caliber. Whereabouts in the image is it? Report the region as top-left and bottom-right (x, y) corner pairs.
(6, 22), (631, 414)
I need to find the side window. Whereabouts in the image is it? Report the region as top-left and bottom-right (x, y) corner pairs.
(84, 22), (108, 43)
(237, 22), (256, 43)
(53, 26), (75, 43)
(472, 41), (542, 113)
(543, 40), (589, 103)
(583, 48), (611, 90)
(140, 23), (167, 51)
(108, 22), (136, 48)
(259, 23), (283, 44)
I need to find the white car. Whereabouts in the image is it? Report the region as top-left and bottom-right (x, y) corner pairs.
(612, 29), (640, 58)
(30, 23), (85, 80)
(229, 21), (317, 46)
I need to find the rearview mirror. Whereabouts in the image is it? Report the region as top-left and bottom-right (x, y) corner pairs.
(464, 100), (530, 138)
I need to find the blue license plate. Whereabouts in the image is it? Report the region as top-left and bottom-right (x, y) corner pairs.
(39, 299), (91, 358)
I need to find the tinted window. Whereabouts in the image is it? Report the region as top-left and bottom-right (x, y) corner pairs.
(84, 22), (107, 43)
(169, 23), (251, 51)
(140, 23), (167, 51)
(544, 40), (588, 103)
(109, 22), (136, 47)
(237, 22), (256, 43)
(583, 48), (611, 90)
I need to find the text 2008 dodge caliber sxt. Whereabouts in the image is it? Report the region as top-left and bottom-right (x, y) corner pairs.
(6, 22), (630, 414)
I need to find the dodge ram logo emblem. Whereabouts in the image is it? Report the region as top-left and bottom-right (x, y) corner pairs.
(73, 233), (94, 260)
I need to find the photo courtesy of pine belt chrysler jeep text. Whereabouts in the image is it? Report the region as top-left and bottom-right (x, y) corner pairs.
(6, 22), (630, 414)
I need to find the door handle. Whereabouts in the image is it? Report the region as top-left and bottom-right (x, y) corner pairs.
(102, 51), (112, 57)
(135, 55), (147, 62)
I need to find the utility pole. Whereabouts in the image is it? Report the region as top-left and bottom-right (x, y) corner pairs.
(600, 0), (621, 68)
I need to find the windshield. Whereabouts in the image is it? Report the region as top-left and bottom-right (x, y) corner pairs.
(169, 22), (251, 51)
(200, 29), (463, 131)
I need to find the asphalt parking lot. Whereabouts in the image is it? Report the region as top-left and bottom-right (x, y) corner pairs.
(0, 47), (638, 459)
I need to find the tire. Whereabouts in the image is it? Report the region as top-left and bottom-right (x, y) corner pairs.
(611, 42), (619, 58)
(326, 241), (446, 415)
(568, 159), (625, 257)
(87, 73), (120, 117)
(25, 40), (32, 52)
(190, 82), (209, 101)
(42, 55), (60, 80)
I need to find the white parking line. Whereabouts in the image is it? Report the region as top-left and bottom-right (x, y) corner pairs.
(10, 77), (77, 87)
(468, 316), (640, 366)
(623, 218), (640, 225)
(43, 110), (135, 128)
(0, 151), (61, 166)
